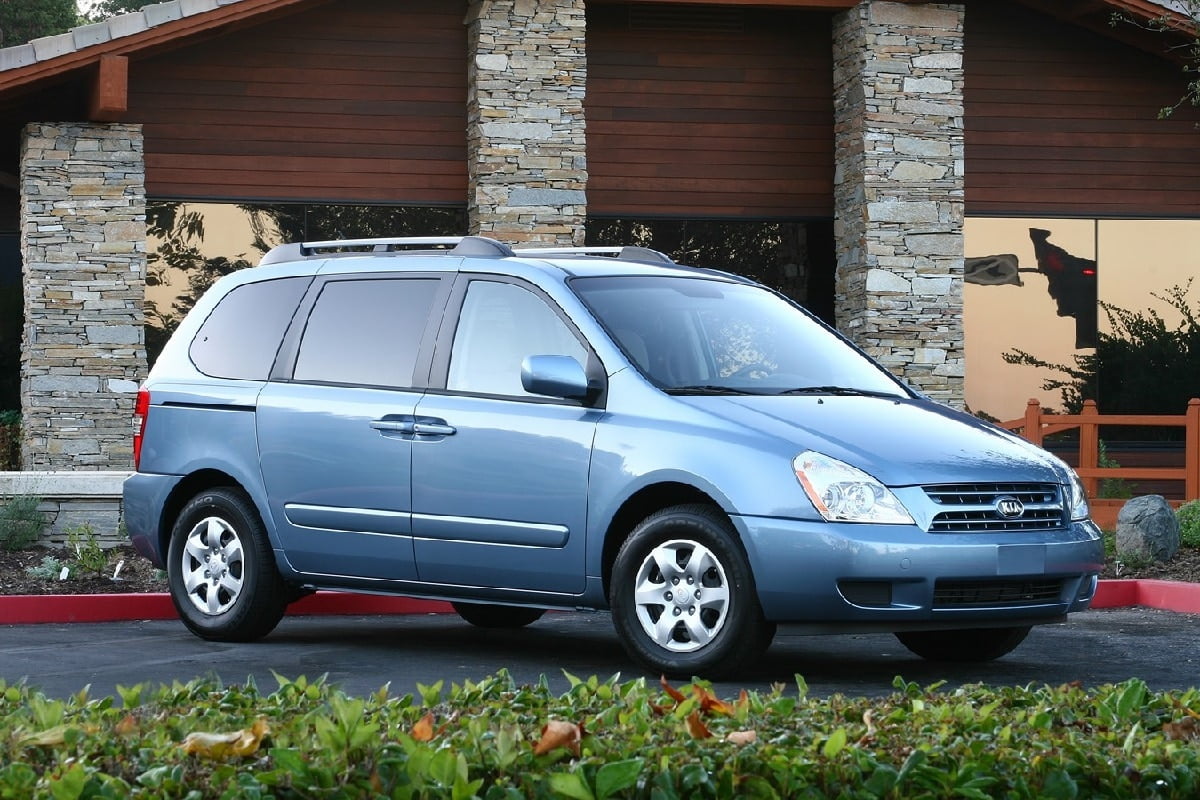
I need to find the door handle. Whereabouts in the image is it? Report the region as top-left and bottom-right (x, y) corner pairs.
(370, 419), (415, 433)
(412, 422), (456, 436)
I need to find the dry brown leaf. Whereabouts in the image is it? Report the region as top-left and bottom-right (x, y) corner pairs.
(114, 714), (139, 737)
(412, 712), (436, 742)
(660, 675), (686, 704)
(857, 709), (878, 746)
(1163, 718), (1199, 741)
(534, 719), (583, 756)
(737, 689), (749, 712)
(648, 701), (671, 717)
(726, 729), (757, 745)
(179, 717), (270, 759)
(686, 711), (712, 739)
(694, 686), (735, 716)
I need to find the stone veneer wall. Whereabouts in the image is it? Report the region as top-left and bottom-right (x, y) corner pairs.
(466, 0), (587, 245)
(832, 1), (965, 407)
(19, 122), (147, 470)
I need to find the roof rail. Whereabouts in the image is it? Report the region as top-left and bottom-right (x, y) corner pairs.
(511, 245), (676, 265)
(258, 235), (513, 265)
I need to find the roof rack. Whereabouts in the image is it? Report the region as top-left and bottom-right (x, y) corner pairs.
(259, 235), (514, 265)
(511, 245), (676, 265)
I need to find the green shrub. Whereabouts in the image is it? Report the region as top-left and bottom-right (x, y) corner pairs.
(1177, 499), (1200, 549)
(66, 524), (109, 577)
(1097, 440), (1134, 500)
(24, 554), (65, 581)
(0, 672), (1198, 799)
(0, 493), (46, 550)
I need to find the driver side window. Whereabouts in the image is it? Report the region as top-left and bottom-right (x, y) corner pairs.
(447, 280), (587, 397)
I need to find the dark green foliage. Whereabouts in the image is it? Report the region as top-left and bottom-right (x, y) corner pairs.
(1004, 282), (1200, 422)
(1, 672), (1198, 798)
(0, 410), (18, 471)
(0, 0), (77, 46)
(0, 493), (45, 550)
(1178, 500), (1200, 548)
(81, 0), (158, 22)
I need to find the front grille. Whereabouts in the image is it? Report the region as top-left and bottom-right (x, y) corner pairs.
(923, 483), (1064, 533)
(933, 579), (1064, 609)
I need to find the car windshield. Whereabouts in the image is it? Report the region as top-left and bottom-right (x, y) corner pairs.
(571, 275), (909, 397)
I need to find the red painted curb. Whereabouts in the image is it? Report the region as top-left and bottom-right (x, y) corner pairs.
(0, 592), (451, 625)
(2, 581), (1197, 625)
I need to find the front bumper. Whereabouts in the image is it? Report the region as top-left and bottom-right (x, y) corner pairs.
(735, 514), (1105, 625)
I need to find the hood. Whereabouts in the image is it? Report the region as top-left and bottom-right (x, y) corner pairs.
(676, 394), (1067, 487)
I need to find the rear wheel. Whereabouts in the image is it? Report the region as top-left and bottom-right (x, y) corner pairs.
(167, 488), (287, 642)
(452, 602), (545, 629)
(895, 626), (1032, 662)
(610, 504), (774, 679)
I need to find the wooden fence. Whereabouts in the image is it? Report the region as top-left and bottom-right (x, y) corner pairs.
(999, 398), (1200, 528)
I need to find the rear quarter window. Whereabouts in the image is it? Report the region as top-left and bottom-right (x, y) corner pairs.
(189, 277), (309, 380)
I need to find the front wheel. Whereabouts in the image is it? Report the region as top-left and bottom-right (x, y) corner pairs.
(895, 626), (1032, 662)
(167, 488), (287, 642)
(610, 504), (775, 679)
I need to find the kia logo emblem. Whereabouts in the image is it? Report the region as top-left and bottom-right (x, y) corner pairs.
(995, 496), (1025, 519)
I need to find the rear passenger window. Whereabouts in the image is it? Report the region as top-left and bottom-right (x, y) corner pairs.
(293, 278), (439, 387)
(190, 277), (309, 380)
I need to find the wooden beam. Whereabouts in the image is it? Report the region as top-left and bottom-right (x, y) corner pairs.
(88, 54), (127, 121)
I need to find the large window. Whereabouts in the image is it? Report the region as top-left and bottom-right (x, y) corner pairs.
(146, 201), (466, 366)
(586, 218), (836, 323)
(965, 218), (1200, 422)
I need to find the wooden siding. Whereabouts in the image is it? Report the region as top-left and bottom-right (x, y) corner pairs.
(586, 4), (834, 219)
(965, 2), (1200, 217)
(128, 0), (466, 204)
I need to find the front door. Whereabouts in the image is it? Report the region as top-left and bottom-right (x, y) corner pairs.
(411, 278), (601, 594)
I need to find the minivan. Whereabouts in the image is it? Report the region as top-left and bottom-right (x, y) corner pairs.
(123, 236), (1104, 678)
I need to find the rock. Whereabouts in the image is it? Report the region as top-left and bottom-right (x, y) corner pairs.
(1116, 495), (1180, 563)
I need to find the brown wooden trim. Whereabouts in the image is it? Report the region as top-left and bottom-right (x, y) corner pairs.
(87, 54), (127, 121)
(0, 0), (334, 96)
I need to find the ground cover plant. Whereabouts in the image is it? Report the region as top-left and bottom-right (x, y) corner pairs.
(2, 671), (1198, 799)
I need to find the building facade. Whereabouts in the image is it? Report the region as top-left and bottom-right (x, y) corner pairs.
(0, 0), (1197, 475)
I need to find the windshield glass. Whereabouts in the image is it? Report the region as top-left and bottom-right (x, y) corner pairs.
(571, 275), (908, 397)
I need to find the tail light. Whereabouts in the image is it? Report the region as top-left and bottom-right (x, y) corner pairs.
(133, 388), (150, 470)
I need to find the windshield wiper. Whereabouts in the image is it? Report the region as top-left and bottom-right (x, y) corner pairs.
(664, 385), (763, 396)
(776, 385), (901, 398)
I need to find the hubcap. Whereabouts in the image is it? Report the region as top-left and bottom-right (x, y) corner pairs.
(180, 516), (245, 616)
(632, 539), (730, 653)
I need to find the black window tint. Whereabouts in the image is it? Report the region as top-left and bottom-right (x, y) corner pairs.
(190, 277), (309, 380)
(293, 278), (439, 387)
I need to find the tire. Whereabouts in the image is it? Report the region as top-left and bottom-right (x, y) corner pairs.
(895, 625), (1032, 662)
(610, 504), (775, 679)
(452, 602), (545, 629)
(167, 488), (287, 642)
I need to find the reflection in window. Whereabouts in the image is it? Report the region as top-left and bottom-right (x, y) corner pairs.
(965, 217), (1200, 423)
(448, 281), (587, 398)
(586, 218), (836, 323)
(145, 201), (466, 366)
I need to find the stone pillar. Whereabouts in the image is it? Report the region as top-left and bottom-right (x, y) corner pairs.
(19, 123), (147, 469)
(466, 0), (587, 245)
(832, 1), (965, 407)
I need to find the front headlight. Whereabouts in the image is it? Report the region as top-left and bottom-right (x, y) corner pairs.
(1068, 470), (1090, 521)
(792, 451), (914, 525)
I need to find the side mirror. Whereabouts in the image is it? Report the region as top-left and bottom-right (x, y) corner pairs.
(521, 355), (595, 402)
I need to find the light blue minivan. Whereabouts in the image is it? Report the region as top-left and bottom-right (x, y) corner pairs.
(123, 236), (1104, 677)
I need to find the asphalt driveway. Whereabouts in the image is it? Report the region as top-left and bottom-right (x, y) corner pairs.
(3, 607), (1196, 700)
